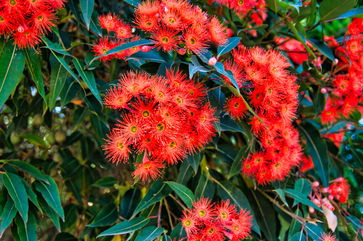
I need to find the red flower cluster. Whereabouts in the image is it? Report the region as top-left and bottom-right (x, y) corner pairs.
(93, 0), (229, 60)
(181, 198), (252, 241)
(224, 45), (301, 184)
(0, 0), (66, 48)
(212, 0), (267, 26)
(275, 36), (308, 65)
(134, 0), (229, 54)
(328, 177), (350, 203)
(93, 14), (141, 61)
(321, 18), (363, 124)
(102, 70), (216, 181)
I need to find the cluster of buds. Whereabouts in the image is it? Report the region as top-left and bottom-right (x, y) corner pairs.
(309, 177), (351, 213)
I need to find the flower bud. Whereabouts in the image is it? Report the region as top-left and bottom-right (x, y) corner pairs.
(141, 46), (152, 52)
(321, 88), (327, 94)
(208, 57), (217, 66)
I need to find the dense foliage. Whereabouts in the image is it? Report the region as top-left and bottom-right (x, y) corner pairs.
(0, 0), (362, 240)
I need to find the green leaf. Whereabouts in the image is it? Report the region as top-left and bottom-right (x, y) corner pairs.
(24, 49), (46, 103)
(0, 43), (25, 108)
(293, 179), (311, 206)
(135, 226), (164, 241)
(166, 181), (195, 208)
(92, 176), (118, 188)
(266, 0), (280, 13)
(42, 37), (71, 56)
(214, 62), (239, 90)
(220, 115), (243, 132)
(331, 7), (363, 20)
(80, 0), (94, 28)
(15, 214), (36, 241)
(345, 215), (363, 230)
(274, 189), (289, 207)
(133, 181), (171, 216)
(124, 0), (140, 7)
(217, 37), (241, 57)
(217, 181), (260, 234)
(88, 203), (118, 227)
(285, 189), (322, 211)
(228, 146), (247, 178)
(5, 160), (48, 183)
(97, 217), (150, 237)
(120, 189), (141, 219)
(299, 123), (329, 186)
(50, 52), (78, 81)
(73, 58), (102, 104)
(308, 39), (335, 61)
(194, 174), (215, 199)
(0, 198), (17, 237)
(21, 181), (40, 210)
(48, 58), (68, 110)
(95, 39), (154, 60)
(187, 153), (202, 174)
(304, 223), (324, 240)
(20, 133), (49, 148)
(128, 50), (166, 63)
(1, 173), (28, 222)
(34, 176), (65, 221)
(250, 191), (276, 241)
(38, 195), (60, 231)
(319, 0), (357, 21)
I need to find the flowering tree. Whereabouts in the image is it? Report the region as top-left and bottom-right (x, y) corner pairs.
(0, 0), (362, 240)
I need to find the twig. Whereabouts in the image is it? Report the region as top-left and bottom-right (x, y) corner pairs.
(329, 152), (363, 176)
(169, 194), (188, 210)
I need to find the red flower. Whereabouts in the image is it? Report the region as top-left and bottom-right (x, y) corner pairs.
(328, 177), (350, 203)
(225, 96), (248, 119)
(132, 159), (164, 182)
(300, 155), (314, 173)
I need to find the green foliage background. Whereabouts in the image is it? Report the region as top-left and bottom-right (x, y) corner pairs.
(0, 0), (362, 240)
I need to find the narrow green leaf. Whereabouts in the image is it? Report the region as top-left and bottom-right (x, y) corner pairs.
(97, 217), (149, 237)
(274, 189), (289, 207)
(15, 214), (36, 241)
(330, 7), (363, 20)
(133, 181), (171, 216)
(304, 223), (324, 240)
(194, 174), (215, 199)
(217, 37), (241, 57)
(88, 203), (118, 227)
(80, 0), (94, 28)
(299, 123), (329, 186)
(293, 179), (311, 206)
(34, 177), (65, 221)
(214, 62), (239, 90)
(319, 0), (357, 21)
(50, 52), (78, 81)
(24, 49), (46, 102)
(42, 38), (71, 56)
(123, 0), (141, 7)
(128, 50), (166, 63)
(73, 58), (102, 104)
(92, 176), (117, 188)
(38, 196), (61, 231)
(285, 189), (322, 211)
(95, 39), (154, 60)
(0, 43), (25, 108)
(135, 226), (164, 241)
(250, 191), (276, 241)
(120, 189), (141, 219)
(1, 173), (28, 222)
(0, 198), (17, 237)
(20, 133), (49, 148)
(21, 181), (41, 210)
(308, 39), (334, 61)
(166, 181), (195, 208)
(5, 160), (48, 183)
(187, 153), (202, 174)
(48, 59), (68, 110)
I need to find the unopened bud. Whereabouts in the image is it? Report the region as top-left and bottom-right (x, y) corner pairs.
(312, 181), (320, 188)
(141, 46), (152, 52)
(309, 206), (315, 213)
(312, 198), (321, 206)
(321, 187), (329, 193)
(321, 88), (327, 94)
(177, 48), (186, 55)
(208, 57), (217, 66)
